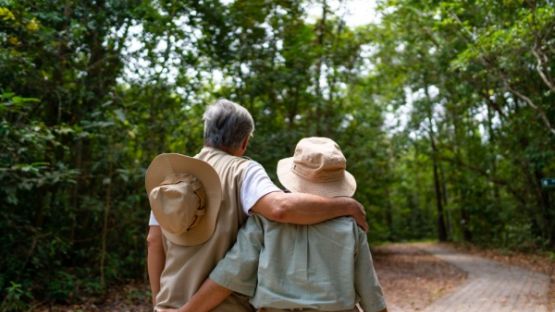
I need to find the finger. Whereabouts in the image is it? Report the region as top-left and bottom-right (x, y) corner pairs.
(361, 220), (369, 232)
(355, 216), (369, 232)
(357, 202), (367, 216)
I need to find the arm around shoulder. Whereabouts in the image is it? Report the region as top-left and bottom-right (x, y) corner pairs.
(251, 191), (368, 231)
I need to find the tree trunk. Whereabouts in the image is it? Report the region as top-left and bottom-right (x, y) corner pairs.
(423, 79), (448, 242)
(312, 0), (327, 136)
(384, 187), (394, 240)
(451, 108), (471, 242)
(100, 151), (112, 289)
(431, 135), (448, 242)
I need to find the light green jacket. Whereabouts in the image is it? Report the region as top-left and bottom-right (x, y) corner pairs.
(210, 215), (386, 312)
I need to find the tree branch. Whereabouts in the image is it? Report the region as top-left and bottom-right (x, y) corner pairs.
(448, 9), (555, 138)
(532, 46), (555, 93)
(505, 84), (555, 137)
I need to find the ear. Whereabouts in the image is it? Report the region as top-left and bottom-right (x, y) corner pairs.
(240, 136), (249, 151)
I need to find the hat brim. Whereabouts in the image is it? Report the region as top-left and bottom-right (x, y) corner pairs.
(145, 153), (222, 246)
(276, 157), (356, 197)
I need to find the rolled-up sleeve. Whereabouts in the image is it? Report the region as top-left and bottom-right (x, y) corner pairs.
(209, 215), (264, 297)
(240, 162), (282, 215)
(148, 211), (159, 226)
(355, 228), (386, 312)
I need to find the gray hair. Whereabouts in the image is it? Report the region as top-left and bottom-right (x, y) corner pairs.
(203, 99), (255, 149)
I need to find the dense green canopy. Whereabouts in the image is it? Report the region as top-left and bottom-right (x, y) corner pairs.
(1, 0), (554, 308)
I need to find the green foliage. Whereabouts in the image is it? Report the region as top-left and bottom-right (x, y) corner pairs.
(369, 0), (555, 247)
(0, 282), (33, 312)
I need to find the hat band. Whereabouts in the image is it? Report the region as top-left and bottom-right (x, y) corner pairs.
(186, 187), (207, 231)
(292, 163), (344, 182)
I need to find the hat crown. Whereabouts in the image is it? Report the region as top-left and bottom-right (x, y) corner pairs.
(149, 174), (206, 235)
(292, 137), (347, 182)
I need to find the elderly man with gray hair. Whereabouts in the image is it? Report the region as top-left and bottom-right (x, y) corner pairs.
(146, 99), (368, 311)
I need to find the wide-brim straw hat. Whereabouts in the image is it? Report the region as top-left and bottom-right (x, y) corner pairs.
(277, 137), (356, 197)
(145, 153), (222, 246)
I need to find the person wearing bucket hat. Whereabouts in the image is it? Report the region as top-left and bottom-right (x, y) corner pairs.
(276, 137), (357, 198)
(159, 137), (387, 312)
(147, 100), (370, 311)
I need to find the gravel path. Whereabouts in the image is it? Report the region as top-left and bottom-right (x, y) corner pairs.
(414, 243), (550, 312)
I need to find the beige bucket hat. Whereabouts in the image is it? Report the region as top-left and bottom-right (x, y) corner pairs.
(277, 137), (356, 197)
(145, 153), (222, 246)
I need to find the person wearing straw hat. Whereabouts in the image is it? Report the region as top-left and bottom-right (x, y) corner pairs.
(147, 100), (369, 311)
(159, 137), (387, 312)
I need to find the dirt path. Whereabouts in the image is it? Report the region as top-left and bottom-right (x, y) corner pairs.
(37, 242), (552, 311)
(415, 243), (551, 312)
(372, 243), (468, 312)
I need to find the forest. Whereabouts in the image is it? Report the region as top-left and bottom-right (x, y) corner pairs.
(1, 0), (554, 309)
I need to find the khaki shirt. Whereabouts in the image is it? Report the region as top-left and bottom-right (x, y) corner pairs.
(155, 147), (255, 311)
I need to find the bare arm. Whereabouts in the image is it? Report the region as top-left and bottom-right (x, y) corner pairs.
(157, 279), (232, 312)
(357, 305), (388, 312)
(178, 279), (231, 312)
(147, 226), (165, 305)
(251, 191), (368, 231)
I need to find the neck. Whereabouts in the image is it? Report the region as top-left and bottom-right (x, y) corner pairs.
(205, 145), (243, 157)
